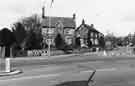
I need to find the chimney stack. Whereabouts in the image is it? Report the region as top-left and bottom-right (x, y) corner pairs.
(82, 19), (85, 24)
(42, 6), (45, 18)
(73, 13), (76, 20)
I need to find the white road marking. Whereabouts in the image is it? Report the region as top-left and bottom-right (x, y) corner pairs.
(0, 73), (60, 82)
(29, 66), (62, 72)
(97, 68), (117, 71)
(81, 68), (117, 73)
(0, 68), (117, 82)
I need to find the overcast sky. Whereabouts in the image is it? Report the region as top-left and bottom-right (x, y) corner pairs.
(0, 0), (135, 36)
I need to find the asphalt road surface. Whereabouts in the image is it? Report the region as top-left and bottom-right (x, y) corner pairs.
(0, 54), (135, 86)
(8, 55), (135, 67)
(0, 68), (135, 86)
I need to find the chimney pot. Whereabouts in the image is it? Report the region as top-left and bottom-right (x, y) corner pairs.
(73, 13), (76, 20)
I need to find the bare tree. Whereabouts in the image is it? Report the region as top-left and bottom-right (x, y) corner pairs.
(21, 14), (42, 34)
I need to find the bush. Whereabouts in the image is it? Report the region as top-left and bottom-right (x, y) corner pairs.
(75, 37), (81, 48)
(55, 34), (65, 49)
(55, 34), (73, 53)
(25, 30), (42, 50)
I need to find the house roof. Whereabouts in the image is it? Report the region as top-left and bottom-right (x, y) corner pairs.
(85, 24), (100, 33)
(42, 16), (76, 28)
(76, 23), (100, 33)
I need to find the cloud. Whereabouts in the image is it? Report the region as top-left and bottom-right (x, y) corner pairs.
(0, 0), (42, 29)
(122, 13), (135, 22)
(0, 0), (135, 36)
(0, 0), (42, 15)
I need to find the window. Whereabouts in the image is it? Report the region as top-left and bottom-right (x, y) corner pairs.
(65, 29), (74, 35)
(91, 32), (93, 37)
(46, 39), (54, 45)
(42, 28), (48, 35)
(95, 34), (97, 38)
(48, 28), (54, 34)
(95, 39), (98, 45)
(91, 38), (94, 45)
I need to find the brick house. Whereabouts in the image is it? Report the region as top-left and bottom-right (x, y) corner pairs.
(41, 14), (76, 48)
(75, 19), (104, 49)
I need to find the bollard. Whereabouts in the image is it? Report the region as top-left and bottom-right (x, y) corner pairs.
(5, 58), (10, 72)
(96, 48), (99, 52)
(103, 50), (107, 56)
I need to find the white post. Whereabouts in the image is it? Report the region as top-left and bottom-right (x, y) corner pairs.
(103, 50), (107, 56)
(5, 58), (10, 72)
(5, 47), (12, 73)
(96, 47), (99, 52)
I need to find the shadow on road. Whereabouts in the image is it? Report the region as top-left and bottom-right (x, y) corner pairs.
(54, 70), (96, 86)
(55, 81), (91, 86)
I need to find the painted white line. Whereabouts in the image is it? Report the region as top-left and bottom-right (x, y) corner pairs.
(29, 66), (62, 72)
(97, 68), (117, 72)
(0, 73), (60, 82)
(81, 68), (117, 73)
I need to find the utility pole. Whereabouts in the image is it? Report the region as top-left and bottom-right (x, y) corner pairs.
(48, 0), (54, 57)
(41, 0), (51, 57)
(48, 6), (51, 57)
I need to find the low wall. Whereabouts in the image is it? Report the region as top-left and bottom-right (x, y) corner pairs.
(27, 50), (48, 56)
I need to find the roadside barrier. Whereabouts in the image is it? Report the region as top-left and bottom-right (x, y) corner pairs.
(27, 50), (48, 56)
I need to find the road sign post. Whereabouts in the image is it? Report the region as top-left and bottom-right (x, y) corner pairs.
(46, 39), (51, 56)
(48, 39), (51, 56)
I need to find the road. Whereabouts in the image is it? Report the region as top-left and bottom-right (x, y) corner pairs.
(0, 54), (135, 86)
(0, 67), (135, 86)
(8, 55), (135, 67)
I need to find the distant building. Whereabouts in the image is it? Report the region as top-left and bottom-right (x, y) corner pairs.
(75, 19), (104, 48)
(41, 14), (76, 48)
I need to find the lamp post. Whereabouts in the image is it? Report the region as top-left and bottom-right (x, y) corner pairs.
(41, 0), (51, 57)
(48, 3), (52, 57)
(48, 39), (51, 56)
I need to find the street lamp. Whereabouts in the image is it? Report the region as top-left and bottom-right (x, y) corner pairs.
(41, 0), (52, 57)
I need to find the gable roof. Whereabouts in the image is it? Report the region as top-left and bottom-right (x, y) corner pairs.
(76, 23), (100, 33)
(85, 24), (100, 33)
(42, 16), (76, 28)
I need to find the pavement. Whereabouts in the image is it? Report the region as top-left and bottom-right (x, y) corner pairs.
(0, 69), (22, 76)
